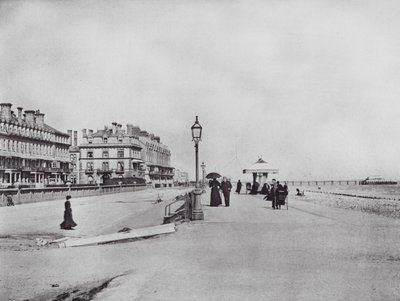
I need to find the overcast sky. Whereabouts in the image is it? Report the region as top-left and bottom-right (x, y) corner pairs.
(1, 0), (400, 181)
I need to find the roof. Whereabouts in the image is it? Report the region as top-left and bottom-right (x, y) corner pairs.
(43, 124), (69, 137)
(243, 158), (279, 174)
(4, 114), (69, 137)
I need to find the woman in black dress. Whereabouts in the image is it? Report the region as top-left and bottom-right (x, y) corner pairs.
(60, 196), (77, 230)
(235, 180), (242, 194)
(210, 178), (222, 207)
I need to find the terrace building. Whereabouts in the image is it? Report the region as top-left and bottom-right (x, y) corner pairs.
(72, 123), (174, 186)
(0, 103), (71, 187)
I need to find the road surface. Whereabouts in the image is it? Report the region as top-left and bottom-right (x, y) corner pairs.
(1, 189), (400, 300)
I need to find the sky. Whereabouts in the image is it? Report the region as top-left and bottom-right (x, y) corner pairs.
(1, 0), (400, 181)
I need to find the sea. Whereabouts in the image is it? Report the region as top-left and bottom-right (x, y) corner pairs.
(288, 183), (400, 200)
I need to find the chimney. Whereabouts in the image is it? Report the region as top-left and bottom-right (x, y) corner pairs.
(35, 110), (45, 127)
(0, 103), (12, 122)
(17, 107), (23, 123)
(139, 130), (148, 137)
(132, 126), (141, 136)
(82, 128), (87, 138)
(24, 110), (36, 126)
(88, 129), (93, 136)
(112, 122), (117, 134)
(73, 131), (78, 146)
(67, 130), (72, 145)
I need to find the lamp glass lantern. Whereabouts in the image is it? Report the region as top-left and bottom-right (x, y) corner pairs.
(191, 116), (202, 143)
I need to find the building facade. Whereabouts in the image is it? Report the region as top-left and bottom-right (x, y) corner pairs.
(71, 123), (174, 186)
(173, 169), (189, 185)
(0, 103), (71, 187)
(137, 129), (174, 187)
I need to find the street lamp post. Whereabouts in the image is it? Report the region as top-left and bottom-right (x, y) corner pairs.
(191, 116), (204, 220)
(201, 161), (206, 192)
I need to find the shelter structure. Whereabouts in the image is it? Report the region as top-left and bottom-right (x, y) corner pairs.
(243, 158), (279, 189)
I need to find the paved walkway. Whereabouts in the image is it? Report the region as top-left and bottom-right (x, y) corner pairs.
(2, 190), (400, 300)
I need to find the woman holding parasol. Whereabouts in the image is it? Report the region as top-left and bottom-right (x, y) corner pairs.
(207, 172), (222, 207)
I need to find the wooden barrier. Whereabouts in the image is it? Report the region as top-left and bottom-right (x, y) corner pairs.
(60, 223), (176, 248)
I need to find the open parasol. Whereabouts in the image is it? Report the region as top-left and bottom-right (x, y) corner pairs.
(206, 172), (222, 179)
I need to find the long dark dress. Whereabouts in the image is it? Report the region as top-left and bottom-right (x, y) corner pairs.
(60, 201), (77, 230)
(210, 179), (222, 207)
(235, 181), (242, 193)
(260, 183), (270, 195)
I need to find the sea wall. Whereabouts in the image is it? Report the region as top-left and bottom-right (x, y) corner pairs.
(0, 184), (149, 207)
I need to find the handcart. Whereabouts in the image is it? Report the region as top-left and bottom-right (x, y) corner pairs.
(276, 193), (288, 210)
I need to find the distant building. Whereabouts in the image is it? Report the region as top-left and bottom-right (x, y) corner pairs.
(70, 123), (174, 187)
(0, 103), (70, 187)
(174, 169), (189, 185)
(68, 130), (80, 184)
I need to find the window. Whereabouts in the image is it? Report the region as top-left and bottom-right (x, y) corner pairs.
(117, 150), (124, 158)
(118, 135), (123, 142)
(102, 162), (109, 171)
(88, 137), (93, 144)
(87, 151), (93, 158)
(117, 161), (124, 172)
(102, 151), (109, 158)
(103, 137), (108, 143)
(87, 162), (94, 171)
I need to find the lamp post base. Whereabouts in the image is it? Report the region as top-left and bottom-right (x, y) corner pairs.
(192, 186), (204, 220)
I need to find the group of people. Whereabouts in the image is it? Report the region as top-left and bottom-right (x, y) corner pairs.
(209, 177), (232, 207)
(262, 179), (288, 209)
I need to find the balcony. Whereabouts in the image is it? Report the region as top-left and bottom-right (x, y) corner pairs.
(115, 169), (125, 174)
(97, 168), (112, 174)
(85, 169), (95, 174)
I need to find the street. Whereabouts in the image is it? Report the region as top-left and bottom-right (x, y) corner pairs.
(1, 189), (400, 300)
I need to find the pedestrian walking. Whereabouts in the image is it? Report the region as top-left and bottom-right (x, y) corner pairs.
(235, 179), (242, 194)
(210, 177), (222, 207)
(276, 182), (286, 209)
(221, 177), (232, 207)
(269, 179), (278, 209)
(60, 195), (77, 230)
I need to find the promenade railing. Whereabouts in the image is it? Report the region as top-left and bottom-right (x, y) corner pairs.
(0, 183), (150, 207)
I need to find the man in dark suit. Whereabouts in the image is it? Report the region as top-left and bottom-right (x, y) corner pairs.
(269, 179), (277, 209)
(221, 177), (232, 207)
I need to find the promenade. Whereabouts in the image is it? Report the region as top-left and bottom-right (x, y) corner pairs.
(1, 189), (400, 300)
